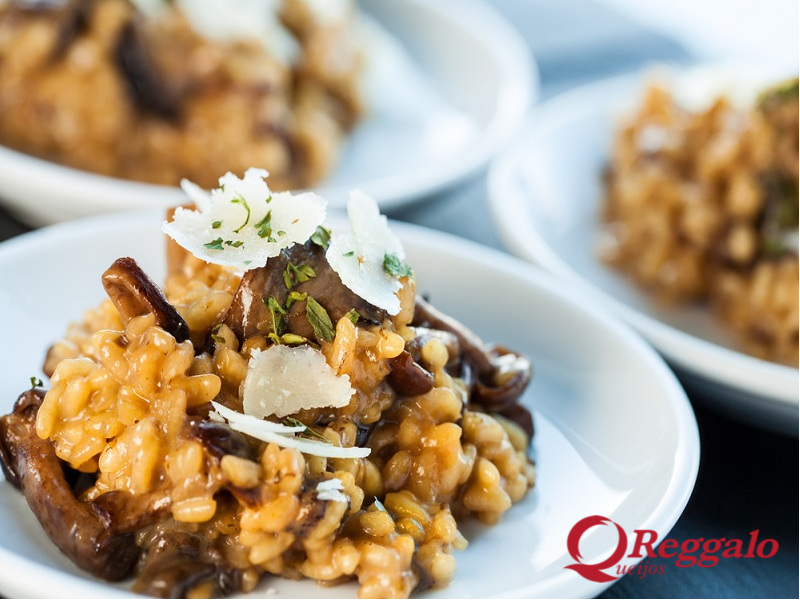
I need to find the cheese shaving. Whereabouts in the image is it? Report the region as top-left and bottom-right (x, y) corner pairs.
(162, 168), (326, 272)
(242, 345), (354, 419)
(211, 402), (305, 434)
(326, 190), (407, 314)
(316, 478), (348, 503)
(211, 402), (370, 459)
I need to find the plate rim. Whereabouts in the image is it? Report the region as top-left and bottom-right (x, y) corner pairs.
(0, 0), (537, 226)
(0, 209), (700, 599)
(487, 71), (799, 410)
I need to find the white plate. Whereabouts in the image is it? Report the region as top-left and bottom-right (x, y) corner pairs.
(487, 70), (799, 436)
(0, 211), (698, 598)
(0, 0), (535, 226)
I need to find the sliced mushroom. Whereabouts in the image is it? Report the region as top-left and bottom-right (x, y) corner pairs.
(412, 296), (534, 442)
(187, 418), (254, 462)
(472, 345), (532, 412)
(102, 256), (190, 342)
(222, 240), (387, 344)
(387, 351), (434, 397)
(0, 390), (143, 581)
(412, 296), (494, 378)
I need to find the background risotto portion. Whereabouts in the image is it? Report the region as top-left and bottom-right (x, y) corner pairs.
(1, 226), (535, 598)
(0, 0), (364, 189)
(600, 78), (799, 364)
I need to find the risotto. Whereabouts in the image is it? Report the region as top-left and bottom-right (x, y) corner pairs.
(600, 77), (799, 364)
(0, 172), (535, 598)
(0, 0), (364, 190)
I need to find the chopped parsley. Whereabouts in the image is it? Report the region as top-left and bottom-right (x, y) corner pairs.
(29, 376), (43, 389)
(310, 226), (332, 249)
(210, 324), (226, 345)
(263, 296), (286, 336)
(305, 296), (335, 342)
(343, 250), (355, 257)
(286, 291), (308, 309)
(283, 262), (316, 290)
(211, 220), (222, 229)
(224, 240), (244, 248)
(383, 253), (413, 278)
(231, 195), (251, 233)
(344, 308), (361, 324)
(254, 211), (275, 242)
(204, 237), (225, 251)
(269, 332), (310, 346)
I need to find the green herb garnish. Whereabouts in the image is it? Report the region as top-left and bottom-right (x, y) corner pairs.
(383, 253), (413, 278)
(231, 195), (251, 233)
(204, 237), (225, 250)
(224, 240), (244, 248)
(210, 324), (226, 345)
(211, 220), (222, 229)
(283, 417), (330, 442)
(305, 296), (335, 342)
(283, 263), (316, 289)
(310, 226), (332, 249)
(264, 296), (286, 337)
(344, 308), (361, 324)
(254, 211), (275, 242)
(343, 250), (354, 257)
(286, 291), (308, 309)
(29, 376), (43, 389)
(279, 333), (309, 345)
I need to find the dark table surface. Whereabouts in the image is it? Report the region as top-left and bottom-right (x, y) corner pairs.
(0, 1), (797, 598)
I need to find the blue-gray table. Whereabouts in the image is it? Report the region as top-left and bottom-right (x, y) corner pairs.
(0, 1), (796, 598)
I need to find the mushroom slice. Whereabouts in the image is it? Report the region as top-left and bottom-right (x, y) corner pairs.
(387, 351), (434, 397)
(102, 256), (190, 342)
(0, 390), (142, 581)
(412, 296), (534, 442)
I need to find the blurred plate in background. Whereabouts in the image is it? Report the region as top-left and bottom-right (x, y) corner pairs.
(487, 67), (799, 436)
(0, 0), (536, 226)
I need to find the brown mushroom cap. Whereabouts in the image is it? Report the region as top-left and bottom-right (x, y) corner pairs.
(102, 256), (190, 342)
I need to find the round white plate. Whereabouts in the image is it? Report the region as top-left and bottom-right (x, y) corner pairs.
(487, 70), (799, 436)
(0, 0), (535, 226)
(0, 211), (698, 598)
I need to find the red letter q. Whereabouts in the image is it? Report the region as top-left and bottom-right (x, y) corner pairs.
(564, 515), (628, 583)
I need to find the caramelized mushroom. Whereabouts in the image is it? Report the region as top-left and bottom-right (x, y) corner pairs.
(0, 390), (143, 580)
(387, 351), (435, 396)
(222, 240), (386, 344)
(102, 256), (190, 342)
(412, 297), (534, 440)
(187, 419), (253, 462)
